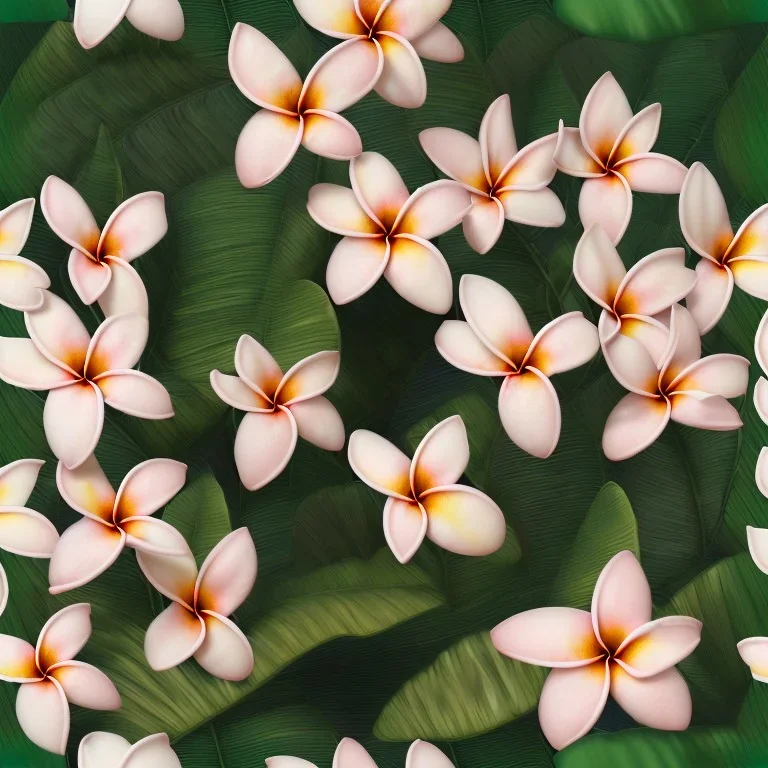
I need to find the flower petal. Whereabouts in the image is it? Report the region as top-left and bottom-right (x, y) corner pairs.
(497, 187), (565, 228)
(579, 72), (633, 166)
(73, 0), (130, 49)
(615, 616), (702, 678)
(98, 256), (149, 318)
(36, 602), (92, 671)
(275, 351), (341, 406)
(374, 32), (427, 109)
(383, 497), (427, 563)
(730, 255), (768, 300)
(479, 94), (517, 187)
(679, 162), (733, 262)
(16, 678), (69, 755)
(347, 429), (412, 499)
(610, 103), (661, 163)
(56, 455), (115, 524)
(578, 172), (632, 245)
(0, 458), (44, 507)
(411, 415), (469, 496)
(194, 611), (254, 681)
(0, 198), (35, 256)
(135, 546), (197, 609)
(434, 320), (511, 376)
(619, 315), (670, 368)
(496, 134), (559, 191)
(85, 313), (149, 378)
(307, 183), (381, 238)
(235, 334), (283, 400)
(553, 122), (603, 178)
(326, 236), (390, 305)
(301, 110), (362, 161)
(405, 740), (455, 768)
(462, 195), (504, 255)
(124, 0), (184, 41)
(394, 180), (471, 240)
(350, 151), (411, 232)
(144, 602), (205, 671)
(756, 452), (768, 501)
(288, 396), (346, 451)
(95, 370), (174, 419)
(0, 254), (49, 312)
(614, 152), (687, 193)
(418, 127), (488, 192)
(0, 506), (59, 558)
(78, 731), (131, 768)
(0, 635), (40, 682)
(122, 517), (189, 556)
(210, 371), (272, 412)
(48, 660), (120, 710)
(756, 377), (768, 425)
(669, 353), (749, 398)
(234, 407), (298, 491)
(68, 249), (110, 306)
(410, 23), (463, 64)
(727, 202), (768, 260)
(235, 111), (303, 189)
(609, 665), (692, 730)
(266, 759), (318, 768)
(98, 191), (167, 263)
(121, 733), (182, 768)
(755, 309), (768, 377)
(524, 313), (599, 376)
(749, 524), (768, 574)
(333, 737), (379, 768)
(377, 0), (450, 38)
(601, 330), (659, 396)
(669, 392), (742, 431)
(738, 637), (768, 683)
(573, 224), (626, 310)
(114, 458), (187, 520)
(659, 304), (702, 387)
(0, 338), (74, 390)
(40, 176), (99, 256)
(602, 392), (669, 461)
(44, 381), (104, 470)
(294, 0), (367, 38)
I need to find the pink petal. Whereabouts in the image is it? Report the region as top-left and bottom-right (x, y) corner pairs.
(275, 351), (341, 406)
(267, 757), (319, 768)
(374, 32), (426, 108)
(383, 497), (427, 563)
(669, 392), (742, 430)
(738, 637), (768, 683)
(307, 184), (381, 238)
(0, 198), (35, 255)
(77, 731), (131, 768)
(756, 307), (768, 376)
(73, 0), (130, 48)
(573, 224), (626, 310)
(756, 453), (768, 501)
(602, 392), (669, 461)
(394, 180), (471, 240)
(0, 635), (40, 682)
(659, 305), (702, 387)
(36, 603), (92, 671)
(609, 103), (661, 163)
(95, 370), (174, 419)
(579, 172), (632, 245)
(288, 396), (346, 451)
(114, 458), (187, 520)
(48, 660), (120, 710)
(48, 518), (125, 594)
(410, 22), (463, 63)
(377, 0), (450, 38)
(553, 122), (603, 178)
(333, 737), (379, 768)
(234, 407), (298, 491)
(0, 255), (50, 312)
(524, 312), (599, 376)
(123, 0), (184, 41)
(679, 162), (733, 262)
(479, 94), (517, 187)
(0, 506), (59, 557)
(0, 458), (44, 507)
(601, 330), (659, 395)
(294, 0), (367, 38)
(434, 320), (512, 376)
(135, 545), (197, 608)
(411, 415), (469, 495)
(235, 334), (283, 400)
(756, 377), (768, 424)
(121, 733), (182, 768)
(85, 313), (148, 378)
(496, 133), (559, 191)
(669, 353), (749, 398)
(193, 611), (254, 681)
(405, 740), (455, 768)
(1, 565), (11, 613)
(730, 255), (768, 300)
(538, 660), (610, 750)
(122, 517), (189, 556)
(579, 72), (633, 166)
(68, 249), (110, 306)
(56, 454), (116, 524)
(462, 195), (504, 254)
(727, 202), (768, 260)
(609, 665), (692, 730)
(144, 602), (205, 671)
(498, 368), (561, 459)
(347, 429), (412, 499)
(16, 678), (69, 755)
(98, 256), (149, 318)
(614, 152), (687, 193)
(491, 607), (603, 667)
(326, 236), (389, 304)
(418, 127), (488, 192)
(210, 371), (272, 411)
(619, 315), (670, 368)
(44, 381), (104, 470)
(40, 176), (99, 256)
(350, 151), (411, 231)
(98, 191), (167, 263)
(615, 616), (702, 678)
(0, 338), (74, 391)
(301, 110), (362, 161)
(497, 187), (565, 228)
(235, 110), (303, 188)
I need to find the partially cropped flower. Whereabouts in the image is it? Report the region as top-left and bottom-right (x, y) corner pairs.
(307, 152), (470, 313)
(0, 293), (173, 469)
(79, 731), (181, 768)
(754, 309), (768, 423)
(436, 274), (599, 458)
(492, 551), (701, 750)
(229, 23), (381, 188)
(348, 415), (505, 564)
(0, 604), (120, 754)
(0, 459), (59, 614)
(681, 162), (768, 333)
(41, 176), (167, 317)
(211, 337), (344, 491)
(602, 305), (748, 461)
(554, 72), (686, 244)
(140, 528), (256, 681)
(420, 94), (564, 254)
(74, 0), (184, 49)
(49, 455), (187, 593)
(737, 526), (768, 683)
(0, 199), (50, 311)
(294, 0), (464, 109)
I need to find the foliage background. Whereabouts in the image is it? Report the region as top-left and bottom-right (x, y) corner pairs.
(2, 0), (768, 765)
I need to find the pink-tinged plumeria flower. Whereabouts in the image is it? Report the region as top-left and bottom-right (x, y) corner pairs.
(0, 459), (59, 614)
(347, 415), (506, 564)
(41, 176), (167, 317)
(0, 604), (120, 754)
(491, 551), (701, 750)
(554, 72), (687, 245)
(0, 199), (51, 311)
(680, 163), (768, 333)
(575, 224), (697, 363)
(420, 94), (564, 254)
(74, 0), (184, 49)
(79, 731), (181, 768)
(755, 310), (768, 424)
(229, 24), (381, 188)
(49, 455), (187, 594)
(294, 0), (463, 109)
(435, 274), (599, 458)
(756, 449), (768, 498)
(737, 526), (768, 683)
(602, 305), (748, 461)
(139, 528), (256, 681)
(307, 152), (470, 313)
(0, 293), (173, 469)
(210, 337), (344, 491)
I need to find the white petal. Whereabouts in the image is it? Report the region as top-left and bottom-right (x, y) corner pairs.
(95, 370), (174, 419)
(479, 94), (517, 186)
(347, 429), (412, 499)
(0, 506), (59, 558)
(578, 172), (632, 245)
(497, 187), (565, 228)
(44, 382), (104, 470)
(301, 110), (362, 161)
(193, 611), (254, 681)
(738, 637), (768, 683)
(410, 415), (469, 495)
(579, 72), (633, 166)
(0, 198), (36, 256)
(374, 32), (426, 109)
(669, 353), (749, 398)
(235, 334), (283, 400)
(615, 616), (702, 678)
(610, 665), (692, 731)
(73, 0), (131, 48)
(0, 458), (44, 507)
(144, 602), (205, 671)
(573, 224), (626, 310)
(122, 516), (189, 556)
(98, 191), (167, 263)
(78, 731), (131, 768)
(135, 546), (197, 608)
(679, 162), (733, 262)
(40, 176), (99, 255)
(434, 320), (511, 376)
(602, 392), (670, 461)
(0, 255), (50, 312)
(553, 122), (603, 178)
(275, 350), (341, 406)
(47, 660), (120, 710)
(85, 313), (148, 378)
(294, 0), (367, 38)
(383, 497), (427, 564)
(406, 740), (455, 768)
(0, 338), (73, 391)
(288, 396), (345, 451)
(524, 312), (599, 376)
(409, 22), (463, 62)
(418, 127), (487, 191)
(210, 371), (272, 412)
(68, 249), (110, 306)
(36, 602), (92, 671)
(235, 111), (303, 189)
(496, 133), (559, 191)
(307, 184), (381, 238)
(350, 151), (410, 231)
(121, 733), (182, 768)
(234, 407), (298, 491)
(757, 449), (768, 501)
(16, 679), (69, 755)
(462, 196), (504, 255)
(333, 737), (379, 768)
(98, 256), (149, 318)
(394, 180), (471, 240)
(325, 236), (389, 305)
(124, 0), (184, 41)
(669, 392), (742, 431)
(610, 103), (661, 162)
(614, 152), (687, 194)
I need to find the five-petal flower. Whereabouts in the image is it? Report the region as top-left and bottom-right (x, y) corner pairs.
(79, 731), (181, 768)
(491, 551), (702, 750)
(307, 151), (470, 312)
(0, 603), (121, 754)
(229, 23), (381, 188)
(211, 336), (344, 491)
(139, 528), (257, 681)
(74, 0), (184, 49)
(420, 94), (564, 254)
(436, 274), (599, 458)
(348, 415), (506, 563)
(554, 72), (687, 244)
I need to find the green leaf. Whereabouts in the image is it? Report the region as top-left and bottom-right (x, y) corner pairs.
(73, 124), (124, 226)
(0, 0), (68, 22)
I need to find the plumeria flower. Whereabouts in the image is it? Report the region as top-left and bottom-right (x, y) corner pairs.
(554, 72), (687, 244)
(435, 274), (599, 458)
(680, 162), (768, 333)
(307, 151), (470, 313)
(491, 551), (702, 750)
(294, 0), (464, 109)
(754, 310), (768, 424)
(0, 198), (51, 311)
(41, 176), (167, 317)
(229, 23), (381, 188)
(0, 603), (120, 754)
(49, 455), (187, 594)
(0, 292), (173, 469)
(347, 415), (506, 564)
(574, 224), (697, 363)
(139, 528), (257, 681)
(419, 94), (564, 254)
(79, 731), (181, 768)
(736, 527), (768, 684)
(0, 459), (59, 614)
(210, 337), (344, 491)
(74, 0), (184, 49)
(602, 304), (748, 461)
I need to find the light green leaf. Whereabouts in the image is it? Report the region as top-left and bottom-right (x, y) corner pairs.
(0, 0), (68, 22)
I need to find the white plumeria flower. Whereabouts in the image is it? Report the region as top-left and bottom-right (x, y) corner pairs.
(211, 337), (344, 491)
(754, 310), (768, 424)
(492, 551), (702, 750)
(0, 460), (59, 615)
(602, 304), (748, 461)
(680, 162), (768, 333)
(574, 224), (697, 363)
(49, 455), (187, 594)
(435, 274), (599, 458)
(140, 528), (257, 681)
(41, 176), (167, 317)
(79, 731), (181, 768)
(554, 72), (687, 245)
(294, 0), (464, 109)
(229, 24), (381, 188)
(74, 0), (184, 49)
(347, 415), (506, 564)
(420, 94), (564, 254)
(307, 152), (471, 313)
(0, 199), (51, 311)
(0, 603), (120, 754)
(0, 293), (173, 469)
